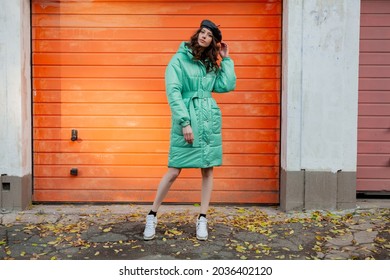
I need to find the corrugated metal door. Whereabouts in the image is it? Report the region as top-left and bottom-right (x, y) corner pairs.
(32, 0), (281, 203)
(357, 0), (390, 192)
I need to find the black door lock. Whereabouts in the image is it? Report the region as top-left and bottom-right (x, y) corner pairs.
(71, 129), (78, 141)
(70, 168), (78, 176)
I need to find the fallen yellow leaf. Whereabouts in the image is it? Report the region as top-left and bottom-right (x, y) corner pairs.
(235, 245), (246, 253)
(103, 227), (112, 233)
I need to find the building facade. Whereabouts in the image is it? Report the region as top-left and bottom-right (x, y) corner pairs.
(0, 0), (388, 211)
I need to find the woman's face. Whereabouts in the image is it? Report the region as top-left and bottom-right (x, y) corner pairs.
(198, 28), (213, 48)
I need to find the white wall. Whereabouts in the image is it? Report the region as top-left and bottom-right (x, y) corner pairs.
(282, 0), (360, 173)
(0, 0), (31, 177)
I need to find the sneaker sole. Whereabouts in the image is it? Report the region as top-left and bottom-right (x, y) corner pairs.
(143, 234), (155, 241)
(196, 235), (208, 241)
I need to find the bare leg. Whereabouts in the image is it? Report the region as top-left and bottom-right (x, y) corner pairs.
(151, 167), (181, 212)
(200, 167), (214, 214)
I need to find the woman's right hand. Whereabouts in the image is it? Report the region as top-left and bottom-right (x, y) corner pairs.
(182, 125), (194, 144)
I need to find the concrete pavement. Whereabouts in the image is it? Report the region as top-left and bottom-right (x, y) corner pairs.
(0, 199), (389, 260)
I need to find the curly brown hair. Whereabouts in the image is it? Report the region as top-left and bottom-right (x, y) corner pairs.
(186, 28), (220, 72)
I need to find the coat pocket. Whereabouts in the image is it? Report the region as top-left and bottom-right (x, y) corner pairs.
(172, 123), (183, 135)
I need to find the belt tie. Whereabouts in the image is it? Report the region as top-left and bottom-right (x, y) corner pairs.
(182, 91), (212, 147)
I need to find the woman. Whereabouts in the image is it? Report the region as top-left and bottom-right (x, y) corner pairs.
(144, 19), (236, 241)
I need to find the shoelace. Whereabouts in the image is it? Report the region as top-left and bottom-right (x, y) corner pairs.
(145, 216), (156, 229)
(197, 218), (207, 229)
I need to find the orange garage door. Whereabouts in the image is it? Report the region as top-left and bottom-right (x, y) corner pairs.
(32, 0), (281, 203)
(357, 0), (390, 193)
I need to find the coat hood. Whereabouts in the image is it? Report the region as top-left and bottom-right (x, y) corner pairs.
(177, 42), (194, 60)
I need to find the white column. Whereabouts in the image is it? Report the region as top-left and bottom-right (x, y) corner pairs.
(281, 0), (360, 210)
(0, 0), (32, 209)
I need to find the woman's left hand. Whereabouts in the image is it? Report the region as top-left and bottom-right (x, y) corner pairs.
(219, 41), (229, 58)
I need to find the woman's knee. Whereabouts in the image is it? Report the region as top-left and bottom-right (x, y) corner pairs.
(167, 168), (181, 181)
(201, 167), (213, 178)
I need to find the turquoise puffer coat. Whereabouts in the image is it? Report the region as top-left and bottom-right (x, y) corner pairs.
(166, 42), (236, 168)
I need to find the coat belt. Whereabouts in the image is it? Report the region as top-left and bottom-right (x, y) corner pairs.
(181, 91), (212, 147)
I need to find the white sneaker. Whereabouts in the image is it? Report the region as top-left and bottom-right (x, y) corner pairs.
(143, 214), (157, 240)
(196, 216), (208, 241)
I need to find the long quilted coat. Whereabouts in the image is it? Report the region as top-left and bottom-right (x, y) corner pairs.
(166, 42), (236, 168)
